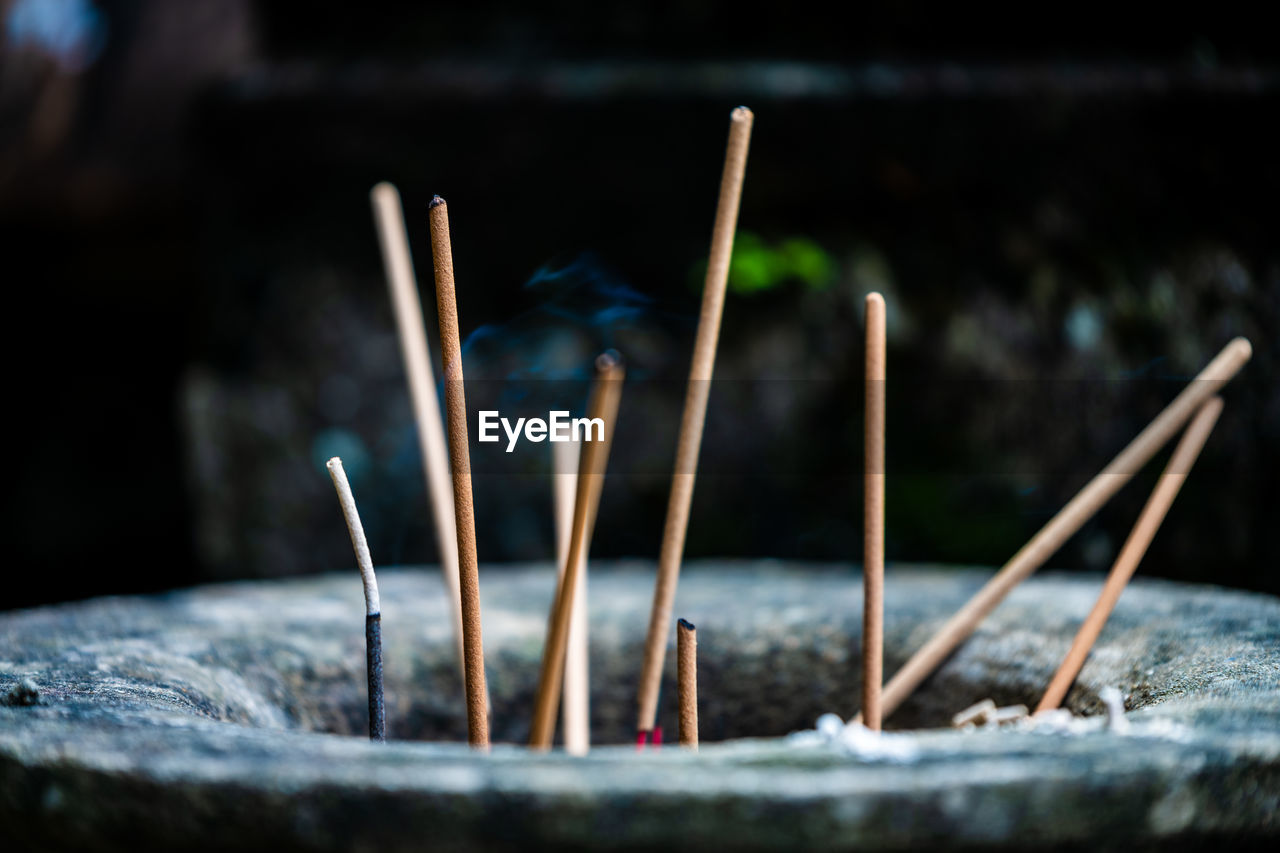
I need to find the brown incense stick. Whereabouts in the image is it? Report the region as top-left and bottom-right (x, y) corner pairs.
(1035, 396), (1224, 713)
(862, 292), (886, 730)
(873, 337), (1251, 722)
(677, 618), (698, 749)
(637, 106), (754, 740)
(427, 195), (489, 748)
(530, 353), (625, 750)
(325, 457), (385, 742)
(552, 438), (590, 755)
(369, 183), (466, 679)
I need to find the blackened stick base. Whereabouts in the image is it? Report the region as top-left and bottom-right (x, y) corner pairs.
(366, 613), (385, 742)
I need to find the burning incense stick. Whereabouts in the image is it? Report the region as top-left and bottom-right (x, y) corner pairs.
(427, 195), (489, 748)
(637, 105), (754, 742)
(874, 337), (1251, 722)
(553, 439), (590, 755)
(530, 353), (625, 750)
(677, 618), (698, 749)
(369, 182), (466, 679)
(325, 457), (385, 742)
(863, 292), (886, 730)
(1035, 396), (1224, 713)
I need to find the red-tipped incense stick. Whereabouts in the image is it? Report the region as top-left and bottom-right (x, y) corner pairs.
(637, 106), (754, 744)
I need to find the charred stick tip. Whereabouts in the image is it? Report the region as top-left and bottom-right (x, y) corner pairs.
(677, 618), (696, 631)
(428, 194), (446, 209)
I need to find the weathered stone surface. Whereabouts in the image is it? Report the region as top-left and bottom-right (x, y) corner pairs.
(1, 561), (1278, 850)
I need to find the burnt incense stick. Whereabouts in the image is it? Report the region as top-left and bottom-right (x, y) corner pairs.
(427, 195), (489, 748)
(369, 182), (466, 679)
(637, 106), (754, 741)
(677, 619), (698, 749)
(325, 457), (385, 742)
(1035, 396), (1224, 713)
(862, 292), (886, 731)
(872, 337), (1251, 723)
(530, 352), (625, 750)
(552, 438), (590, 755)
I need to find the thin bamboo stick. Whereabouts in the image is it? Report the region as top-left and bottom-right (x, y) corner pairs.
(1035, 396), (1224, 712)
(427, 195), (489, 748)
(369, 183), (466, 679)
(875, 337), (1251, 722)
(553, 438), (590, 754)
(530, 353), (625, 749)
(862, 292), (886, 730)
(636, 106), (754, 739)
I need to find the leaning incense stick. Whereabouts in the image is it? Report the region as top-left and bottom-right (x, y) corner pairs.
(530, 353), (625, 750)
(427, 195), (489, 748)
(369, 183), (466, 679)
(677, 619), (698, 749)
(1035, 396), (1224, 713)
(873, 337), (1251, 722)
(637, 106), (754, 742)
(862, 292), (886, 731)
(553, 438), (590, 755)
(326, 457), (385, 742)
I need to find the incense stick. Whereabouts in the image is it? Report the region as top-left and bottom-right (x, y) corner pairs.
(427, 195), (489, 748)
(1035, 396), (1224, 713)
(369, 182), (466, 680)
(325, 457), (385, 742)
(862, 292), (886, 730)
(677, 618), (698, 749)
(530, 353), (625, 750)
(553, 438), (590, 755)
(637, 106), (754, 741)
(874, 337), (1251, 722)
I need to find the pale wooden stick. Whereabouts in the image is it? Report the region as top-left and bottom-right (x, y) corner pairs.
(677, 618), (698, 749)
(369, 182), (466, 679)
(427, 195), (488, 748)
(875, 337), (1251, 722)
(1035, 396), (1224, 712)
(530, 354), (625, 749)
(553, 438), (590, 755)
(637, 106), (754, 738)
(862, 292), (886, 731)
(325, 457), (384, 741)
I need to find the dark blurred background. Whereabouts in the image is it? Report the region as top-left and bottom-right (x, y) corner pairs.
(1, 1), (1276, 609)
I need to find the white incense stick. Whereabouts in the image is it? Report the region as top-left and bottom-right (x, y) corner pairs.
(326, 456), (385, 741)
(326, 457), (380, 616)
(553, 438), (590, 755)
(369, 182), (465, 677)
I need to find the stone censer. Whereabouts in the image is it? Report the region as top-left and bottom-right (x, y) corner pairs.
(2, 561), (1277, 850)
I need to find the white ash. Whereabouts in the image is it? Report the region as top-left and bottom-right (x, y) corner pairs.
(1100, 685), (1129, 733)
(788, 714), (920, 762)
(952, 698), (996, 728)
